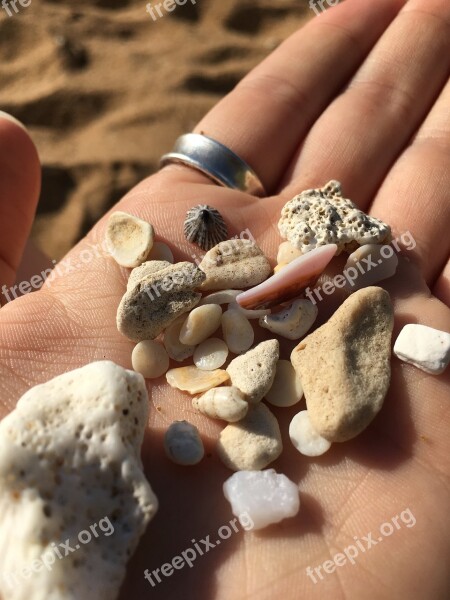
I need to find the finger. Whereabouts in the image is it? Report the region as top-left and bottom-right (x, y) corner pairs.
(368, 77), (450, 283)
(0, 113), (41, 300)
(282, 0), (450, 207)
(433, 260), (450, 307)
(178, 0), (406, 194)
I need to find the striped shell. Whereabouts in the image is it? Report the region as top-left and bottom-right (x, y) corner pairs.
(183, 204), (228, 251)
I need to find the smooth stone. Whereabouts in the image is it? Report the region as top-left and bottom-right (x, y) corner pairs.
(221, 308), (254, 354)
(179, 304), (222, 345)
(291, 286), (394, 442)
(289, 410), (332, 456)
(393, 323), (450, 374)
(193, 338), (229, 371)
(217, 403), (283, 471)
(276, 241), (303, 265)
(105, 211), (154, 268)
(265, 360), (303, 407)
(163, 314), (195, 362)
(131, 340), (170, 379)
(192, 386), (248, 422)
(344, 244), (398, 290)
(227, 340), (279, 404)
(259, 299), (318, 340)
(164, 421), (204, 465)
(166, 366), (230, 394)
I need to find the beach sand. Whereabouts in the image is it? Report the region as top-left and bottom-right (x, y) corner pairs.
(0, 0), (311, 260)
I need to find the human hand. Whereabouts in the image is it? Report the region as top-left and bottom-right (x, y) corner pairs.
(0, 0), (449, 598)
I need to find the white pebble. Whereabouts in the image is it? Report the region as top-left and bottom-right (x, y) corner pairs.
(223, 469), (300, 530)
(393, 323), (450, 374)
(193, 338), (229, 370)
(221, 308), (254, 354)
(131, 340), (170, 379)
(344, 243), (398, 290)
(164, 421), (204, 465)
(199, 289), (241, 305)
(180, 304), (222, 345)
(289, 410), (332, 457)
(259, 299), (318, 340)
(105, 211), (154, 268)
(163, 315), (195, 362)
(193, 386), (248, 422)
(147, 241), (174, 263)
(265, 360), (303, 407)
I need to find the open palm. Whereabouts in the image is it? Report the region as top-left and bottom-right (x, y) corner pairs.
(1, 0), (449, 598)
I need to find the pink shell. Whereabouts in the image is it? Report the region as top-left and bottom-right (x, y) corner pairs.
(236, 244), (337, 309)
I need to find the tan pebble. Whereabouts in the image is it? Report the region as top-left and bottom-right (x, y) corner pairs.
(163, 315), (195, 362)
(274, 263), (288, 273)
(131, 340), (170, 379)
(344, 243), (398, 290)
(105, 211), (154, 268)
(277, 241), (303, 264)
(116, 262), (205, 341)
(166, 366), (229, 394)
(199, 289), (241, 305)
(227, 340), (279, 403)
(127, 260), (171, 291)
(259, 299), (318, 340)
(291, 286), (394, 442)
(221, 308), (254, 354)
(180, 304), (222, 345)
(217, 403), (282, 471)
(164, 421), (204, 465)
(199, 239), (271, 291)
(265, 360), (303, 407)
(147, 241), (174, 263)
(193, 386), (248, 422)
(193, 338), (229, 370)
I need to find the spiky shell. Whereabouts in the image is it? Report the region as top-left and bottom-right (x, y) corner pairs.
(183, 205), (228, 251)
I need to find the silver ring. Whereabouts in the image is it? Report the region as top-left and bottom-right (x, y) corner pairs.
(160, 133), (266, 197)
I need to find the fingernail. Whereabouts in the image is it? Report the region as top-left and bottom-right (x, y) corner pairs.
(0, 111), (27, 132)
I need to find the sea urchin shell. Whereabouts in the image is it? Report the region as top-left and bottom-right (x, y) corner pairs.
(183, 204), (228, 251)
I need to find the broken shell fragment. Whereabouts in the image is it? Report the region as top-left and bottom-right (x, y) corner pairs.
(166, 366), (230, 394)
(217, 403), (283, 471)
(289, 410), (332, 456)
(223, 469), (300, 530)
(222, 308), (254, 354)
(147, 241), (174, 263)
(199, 289), (241, 305)
(164, 421), (204, 465)
(193, 386), (248, 422)
(193, 338), (229, 370)
(127, 260), (171, 291)
(131, 340), (170, 379)
(117, 262), (205, 341)
(265, 360), (303, 407)
(344, 244), (398, 290)
(393, 323), (450, 374)
(163, 314), (196, 362)
(199, 239), (272, 291)
(105, 211), (154, 268)
(278, 180), (391, 254)
(236, 244), (337, 310)
(227, 340), (279, 403)
(184, 204), (228, 251)
(0, 361), (158, 600)
(259, 299), (318, 340)
(179, 304), (222, 345)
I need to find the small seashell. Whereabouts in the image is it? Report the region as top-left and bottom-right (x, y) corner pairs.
(265, 360), (303, 407)
(184, 204), (228, 251)
(236, 244), (337, 310)
(147, 241), (174, 263)
(164, 421), (204, 465)
(105, 211), (154, 268)
(192, 386), (248, 422)
(163, 315), (196, 362)
(179, 304), (222, 345)
(166, 366), (230, 394)
(289, 410), (332, 457)
(259, 299), (318, 340)
(131, 340), (170, 379)
(199, 289), (241, 306)
(222, 308), (254, 354)
(193, 338), (229, 370)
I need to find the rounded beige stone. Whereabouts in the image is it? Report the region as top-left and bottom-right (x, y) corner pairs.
(221, 309), (254, 354)
(131, 340), (170, 379)
(105, 211), (154, 268)
(276, 241), (303, 264)
(163, 315), (195, 362)
(179, 304), (222, 346)
(265, 360), (303, 407)
(193, 338), (229, 370)
(227, 340), (279, 403)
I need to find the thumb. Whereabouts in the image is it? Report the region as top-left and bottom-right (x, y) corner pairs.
(0, 112), (41, 298)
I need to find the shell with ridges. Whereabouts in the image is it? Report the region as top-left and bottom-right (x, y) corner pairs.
(183, 204), (228, 251)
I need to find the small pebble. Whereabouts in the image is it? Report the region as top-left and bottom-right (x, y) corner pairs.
(393, 323), (450, 375)
(131, 340), (170, 379)
(166, 366), (229, 394)
(276, 241), (303, 265)
(221, 308), (254, 354)
(217, 403), (282, 471)
(227, 340), (279, 404)
(180, 304), (222, 345)
(274, 263), (288, 273)
(105, 211), (154, 268)
(163, 315), (195, 362)
(193, 386), (248, 422)
(223, 469), (300, 530)
(259, 299), (318, 340)
(265, 360), (303, 407)
(344, 243), (398, 290)
(193, 338), (229, 370)
(199, 289), (241, 306)
(289, 410), (332, 457)
(147, 241), (174, 263)
(164, 421), (204, 465)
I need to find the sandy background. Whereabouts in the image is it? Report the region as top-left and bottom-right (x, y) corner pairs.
(0, 0), (312, 261)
